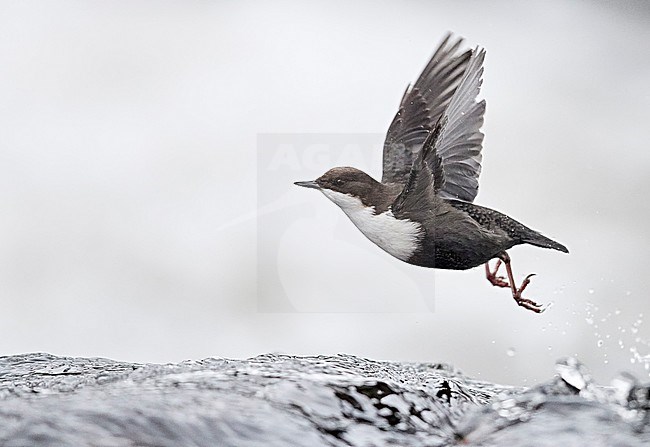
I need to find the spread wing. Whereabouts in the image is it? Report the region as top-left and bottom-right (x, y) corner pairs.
(429, 47), (485, 202)
(392, 47), (486, 212)
(381, 33), (472, 186)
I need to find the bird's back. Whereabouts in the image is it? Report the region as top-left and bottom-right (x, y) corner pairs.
(446, 199), (568, 253)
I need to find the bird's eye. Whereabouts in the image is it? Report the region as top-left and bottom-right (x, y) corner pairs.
(334, 179), (344, 186)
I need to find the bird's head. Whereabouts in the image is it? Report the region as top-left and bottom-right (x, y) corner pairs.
(294, 167), (381, 211)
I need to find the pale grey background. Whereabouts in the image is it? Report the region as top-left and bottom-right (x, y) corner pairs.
(1, 0), (649, 385)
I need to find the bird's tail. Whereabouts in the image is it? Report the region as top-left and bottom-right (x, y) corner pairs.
(523, 233), (569, 253)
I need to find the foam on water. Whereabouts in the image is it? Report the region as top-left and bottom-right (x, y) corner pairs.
(0, 353), (648, 446)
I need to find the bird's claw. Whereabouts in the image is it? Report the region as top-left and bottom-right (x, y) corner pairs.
(519, 273), (536, 292)
(514, 296), (545, 313)
(485, 260), (510, 288)
(513, 273), (544, 313)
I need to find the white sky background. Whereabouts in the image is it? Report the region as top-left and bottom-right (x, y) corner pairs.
(1, 0), (649, 385)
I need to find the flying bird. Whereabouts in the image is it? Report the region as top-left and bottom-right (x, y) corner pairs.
(295, 34), (568, 313)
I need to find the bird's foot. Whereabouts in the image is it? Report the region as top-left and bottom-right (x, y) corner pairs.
(485, 260), (509, 288)
(512, 274), (545, 313)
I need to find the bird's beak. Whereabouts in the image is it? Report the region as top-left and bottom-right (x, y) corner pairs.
(294, 180), (320, 189)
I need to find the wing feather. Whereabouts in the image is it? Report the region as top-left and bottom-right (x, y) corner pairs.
(391, 46), (487, 213)
(382, 33), (471, 185)
(432, 48), (485, 202)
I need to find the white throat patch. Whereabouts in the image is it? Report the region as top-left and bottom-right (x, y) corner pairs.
(320, 189), (422, 261)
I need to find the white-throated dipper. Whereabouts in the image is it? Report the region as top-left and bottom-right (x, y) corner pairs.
(294, 34), (568, 313)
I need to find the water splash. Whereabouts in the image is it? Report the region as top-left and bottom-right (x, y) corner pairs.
(456, 357), (650, 445)
(556, 357), (594, 393)
(584, 302), (650, 376)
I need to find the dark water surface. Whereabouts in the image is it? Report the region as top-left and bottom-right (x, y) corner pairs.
(0, 353), (648, 446)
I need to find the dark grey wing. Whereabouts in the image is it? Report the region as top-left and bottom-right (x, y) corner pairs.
(429, 47), (485, 202)
(381, 33), (471, 185)
(391, 120), (445, 216)
(392, 47), (486, 212)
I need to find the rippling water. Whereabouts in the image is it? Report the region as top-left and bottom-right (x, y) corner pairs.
(0, 353), (648, 446)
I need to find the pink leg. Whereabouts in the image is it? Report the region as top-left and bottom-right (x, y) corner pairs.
(485, 259), (509, 288)
(497, 252), (544, 314)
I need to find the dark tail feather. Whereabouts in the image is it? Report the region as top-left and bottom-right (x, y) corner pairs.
(524, 233), (569, 253)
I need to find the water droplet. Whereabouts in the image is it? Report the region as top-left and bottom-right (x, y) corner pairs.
(626, 291), (632, 296)
(615, 309), (622, 315)
(585, 317), (594, 325)
(506, 348), (516, 357)
(547, 346), (553, 351)
(597, 340), (604, 348)
(588, 289), (595, 294)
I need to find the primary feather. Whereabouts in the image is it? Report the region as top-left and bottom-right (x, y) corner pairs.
(382, 33), (472, 186)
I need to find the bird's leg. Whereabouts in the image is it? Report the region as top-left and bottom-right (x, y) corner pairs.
(485, 259), (509, 288)
(497, 252), (544, 313)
